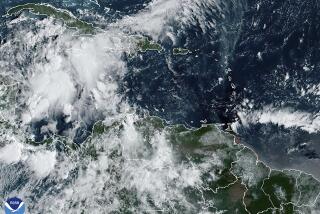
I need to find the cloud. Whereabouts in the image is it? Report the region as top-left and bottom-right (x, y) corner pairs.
(0, 141), (24, 164)
(0, 17), (132, 139)
(0, 0), (231, 140)
(22, 69), (76, 124)
(28, 150), (56, 178)
(0, 2), (245, 212)
(238, 106), (320, 133)
(22, 115), (209, 212)
(120, 0), (180, 40)
(119, 0), (222, 41)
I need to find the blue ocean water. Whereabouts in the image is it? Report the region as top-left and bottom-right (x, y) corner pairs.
(1, 0), (320, 177)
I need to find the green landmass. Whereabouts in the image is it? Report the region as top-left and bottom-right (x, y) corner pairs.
(173, 47), (190, 55)
(3, 4), (319, 212)
(296, 173), (320, 206)
(137, 38), (162, 53)
(213, 180), (248, 213)
(6, 3), (94, 33)
(262, 171), (296, 208)
(92, 121), (107, 136)
(6, 3), (197, 58)
(244, 184), (274, 213)
(20, 116), (320, 213)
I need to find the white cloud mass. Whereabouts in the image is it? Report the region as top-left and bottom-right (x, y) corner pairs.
(238, 106), (320, 133)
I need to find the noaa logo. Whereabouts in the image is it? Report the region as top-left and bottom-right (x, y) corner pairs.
(4, 197), (25, 214)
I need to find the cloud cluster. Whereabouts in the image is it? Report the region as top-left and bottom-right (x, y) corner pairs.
(0, 17), (135, 140)
(0, 114), (221, 212)
(238, 106), (320, 133)
(119, 0), (223, 42)
(0, 0), (230, 140)
(0, 1), (267, 212)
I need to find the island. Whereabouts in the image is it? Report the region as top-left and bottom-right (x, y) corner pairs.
(6, 3), (94, 34)
(136, 38), (162, 53)
(6, 4), (169, 54)
(173, 47), (190, 55)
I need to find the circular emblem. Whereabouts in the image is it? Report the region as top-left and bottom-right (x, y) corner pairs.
(4, 197), (25, 214)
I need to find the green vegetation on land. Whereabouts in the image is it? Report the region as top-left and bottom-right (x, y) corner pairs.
(6, 3), (94, 33)
(92, 121), (107, 136)
(262, 172), (296, 208)
(244, 183), (274, 213)
(213, 180), (247, 213)
(173, 48), (190, 55)
(21, 115), (320, 213)
(137, 38), (162, 53)
(6, 4), (182, 55)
